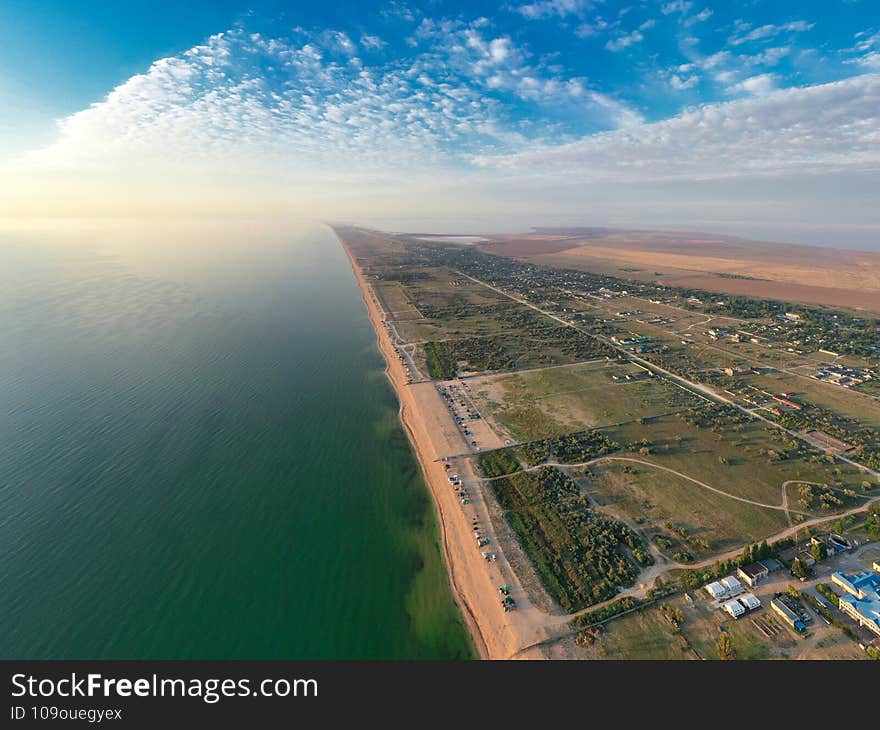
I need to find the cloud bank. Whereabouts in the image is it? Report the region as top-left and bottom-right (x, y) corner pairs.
(474, 74), (880, 181)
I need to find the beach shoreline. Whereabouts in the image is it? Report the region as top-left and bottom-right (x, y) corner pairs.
(335, 230), (544, 660)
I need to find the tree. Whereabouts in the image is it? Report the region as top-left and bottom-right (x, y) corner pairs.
(792, 558), (808, 580)
(757, 540), (770, 560)
(740, 544), (752, 564)
(811, 542), (827, 561)
(717, 632), (735, 660)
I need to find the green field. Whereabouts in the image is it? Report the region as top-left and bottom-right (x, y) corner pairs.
(585, 461), (789, 556)
(469, 361), (703, 441)
(595, 408), (872, 508)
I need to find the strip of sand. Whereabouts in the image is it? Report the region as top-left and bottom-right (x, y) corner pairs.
(336, 230), (553, 660)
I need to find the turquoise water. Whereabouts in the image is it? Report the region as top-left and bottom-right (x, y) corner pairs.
(0, 220), (473, 659)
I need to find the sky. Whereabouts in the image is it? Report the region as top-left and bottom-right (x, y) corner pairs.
(1, 0), (879, 246)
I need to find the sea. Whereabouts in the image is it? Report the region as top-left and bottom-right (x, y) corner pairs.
(0, 219), (474, 659)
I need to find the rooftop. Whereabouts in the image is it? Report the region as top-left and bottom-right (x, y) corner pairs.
(739, 562), (769, 578)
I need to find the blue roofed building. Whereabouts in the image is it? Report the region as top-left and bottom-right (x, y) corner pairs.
(832, 571), (880, 637)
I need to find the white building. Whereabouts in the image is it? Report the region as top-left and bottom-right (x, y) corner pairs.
(720, 575), (743, 596)
(738, 593), (761, 611)
(722, 599), (746, 618)
(705, 581), (727, 600)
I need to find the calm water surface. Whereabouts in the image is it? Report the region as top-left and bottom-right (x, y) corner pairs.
(0, 220), (473, 659)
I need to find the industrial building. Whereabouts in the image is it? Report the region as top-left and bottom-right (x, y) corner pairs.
(770, 598), (806, 633)
(737, 562), (769, 588)
(832, 571), (880, 637)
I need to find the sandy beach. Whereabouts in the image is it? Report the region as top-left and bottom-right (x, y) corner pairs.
(336, 231), (556, 660)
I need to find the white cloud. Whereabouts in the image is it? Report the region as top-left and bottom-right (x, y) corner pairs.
(514, 0), (589, 20)
(853, 52), (880, 69)
(605, 22), (654, 52)
(18, 20), (646, 184)
(661, 1), (693, 16)
(847, 30), (880, 69)
(575, 18), (611, 38)
(473, 74), (880, 182)
(683, 8), (713, 27)
(360, 34), (386, 50)
(750, 46), (791, 65)
(729, 20), (814, 47)
(412, 17), (642, 126)
(728, 72), (777, 96)
(669, 73), (699, 90)
(323, 30), (357, 55)
(20, 29), (510, 177)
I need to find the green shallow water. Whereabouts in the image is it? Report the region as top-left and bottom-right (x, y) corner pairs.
(0, 220), (474, 659)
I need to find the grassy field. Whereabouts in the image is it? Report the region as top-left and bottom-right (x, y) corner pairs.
(374, 281), (421, 318)
(596, 410), (872, 508)
(595, 607), (695, 659)
(579, 594), (796, 659)
(468, 361), (703, 441)
(585, 461), (789, 556)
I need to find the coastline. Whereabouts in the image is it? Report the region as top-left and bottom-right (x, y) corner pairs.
(335, 231), (541, 660)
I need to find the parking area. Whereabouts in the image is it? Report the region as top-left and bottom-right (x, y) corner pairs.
(436, 379), (506, 452)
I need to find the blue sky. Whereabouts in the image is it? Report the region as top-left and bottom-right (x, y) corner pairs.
(2, 0), (879, 243)
(3, 0), (876, 151)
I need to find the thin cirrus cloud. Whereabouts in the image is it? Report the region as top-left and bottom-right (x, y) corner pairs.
(728, 20), (814, 47)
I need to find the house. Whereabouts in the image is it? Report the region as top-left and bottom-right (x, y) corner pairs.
(771, 598), (805, 632)
(771, 395), (802, 410)
(722, 366), (752, 377)
(832, 571), (880, 637)
(759, 558), (784, 573)
(738, 593), (761, 612)
(722, 599), (745, 619)
(720, 576), (743, 596)
(704, 581), (727, 600)
(738, 562), (770, 588)
(874, 561), (880, 574)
